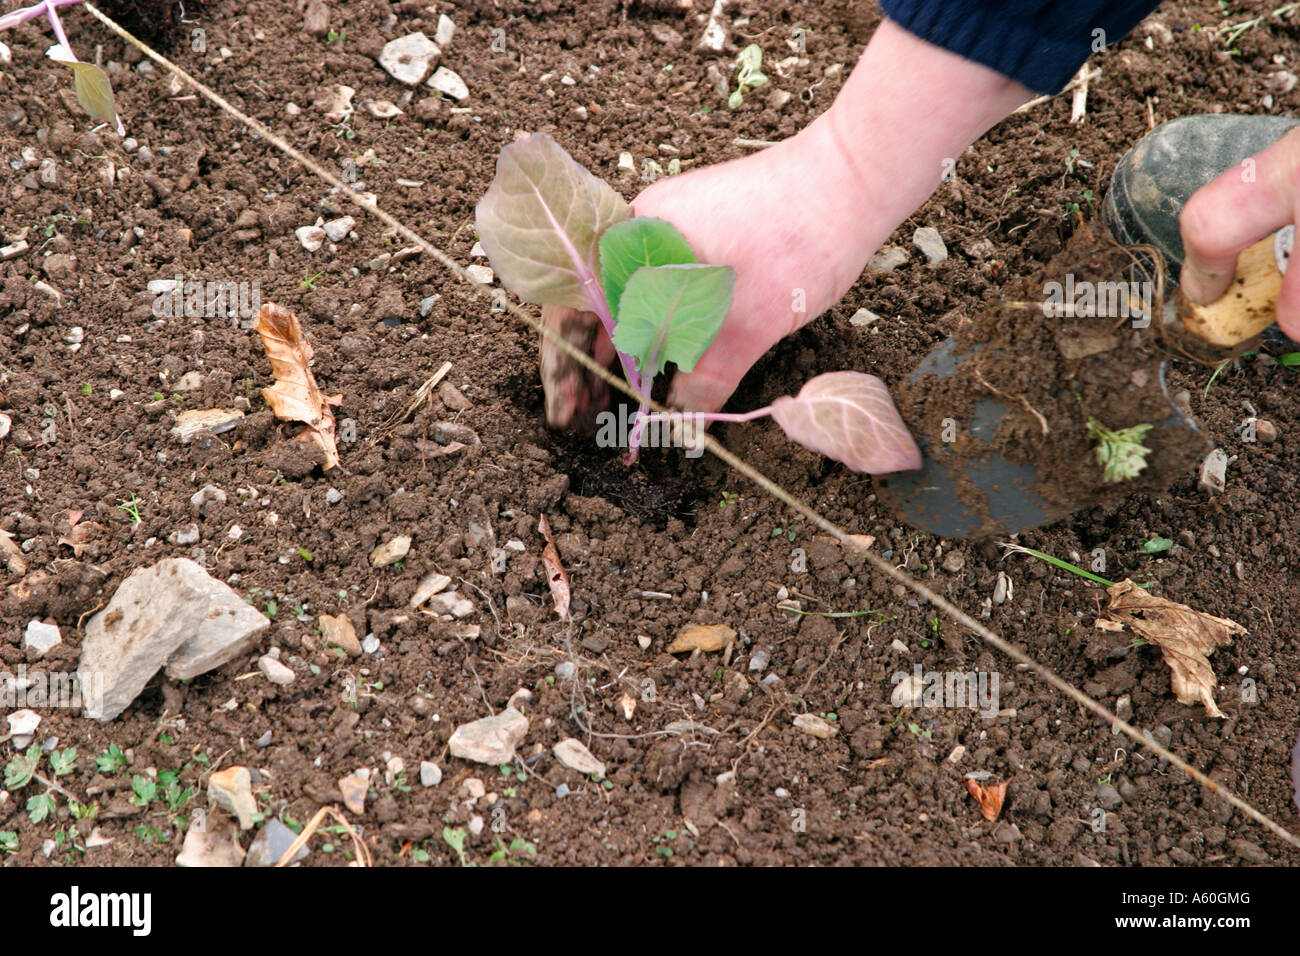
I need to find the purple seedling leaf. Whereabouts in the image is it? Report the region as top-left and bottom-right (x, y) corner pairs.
(769, 371), (922, 474)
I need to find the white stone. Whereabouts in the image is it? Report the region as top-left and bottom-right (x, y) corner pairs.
(409, 572), (452, 607)
(465, 264), (493, 284)
(24, 620), (61, 657)
(426, 591), (474, 619)
(6, 709), (41, 739)
(427, 67), (469, 100)
(553, 738), (606, 777)
(793, 713), (838, 739)
(379, 33), (440, 86)
(323, 216), (356, 242)
(419, 761), (442, 787)
(370, 535), (411, 567)
(296, 225), (326, 252)
(850, 308), (881, 326)
(258, 655), (295, 685)
(448, 708), (529, 764)
(434, 14), (456, 47)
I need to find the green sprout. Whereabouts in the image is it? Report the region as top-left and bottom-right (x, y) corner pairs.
(116, 493), (142, 525)
(1086, 418), (1154, 483)
(728, 44), (768, 108)
(95, 743), (127, 774)
(442, 826), (469, 867)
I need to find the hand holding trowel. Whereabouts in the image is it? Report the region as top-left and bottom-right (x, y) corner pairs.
(879, 114), (1300, 538)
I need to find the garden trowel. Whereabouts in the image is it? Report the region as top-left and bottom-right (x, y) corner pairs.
(877, 114), (1297, 539)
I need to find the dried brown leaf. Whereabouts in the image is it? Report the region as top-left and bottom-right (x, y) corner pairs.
(58, 521), (104, 559)
(965, 778), (1008, 821)
(255, 303), (342, 470)
(537, 514), (571, 620)
(1101, 579), (1244, 718)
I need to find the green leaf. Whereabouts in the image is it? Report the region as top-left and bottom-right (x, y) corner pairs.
(3, 746), (41, 791)
(612, 264), (734, 377)
(1277, 352), (1300, 367)
(26, 792), (56, 824)
(598, 217), (696, 322)
(474, 132), (631, 312)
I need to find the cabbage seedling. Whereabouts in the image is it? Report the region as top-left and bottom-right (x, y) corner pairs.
(0, 0), (124, 134)
(475, 134), (921, 474)
(728, 44), (767, 109)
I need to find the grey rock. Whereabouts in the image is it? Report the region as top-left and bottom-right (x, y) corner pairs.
(912, 227), (949, 265)
(245, 818), (308, 867)
(1095, 784), (1122, 810)
(80, 558), (270, 719)
(295, 225), (326, 252)
(555, 661), (576, 680)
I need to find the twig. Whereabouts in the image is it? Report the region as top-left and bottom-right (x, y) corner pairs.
(275, 804), (372, 867)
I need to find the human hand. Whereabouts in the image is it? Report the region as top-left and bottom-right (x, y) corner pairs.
(539, 17), (1031, 428)
(540, 126), (871, 425)
(1180, 125), (1300, 339)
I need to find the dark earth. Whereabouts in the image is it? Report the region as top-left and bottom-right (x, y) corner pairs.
(1, 0), (1299, 866)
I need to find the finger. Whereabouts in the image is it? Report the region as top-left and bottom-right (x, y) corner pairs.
(1279, 212), (1300, 341)
(666, 340), (751, 414)
(1180, 127), (1300, 304)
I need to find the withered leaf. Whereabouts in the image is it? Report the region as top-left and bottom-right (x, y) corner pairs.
(965, 778), (1008, 822)
(537, 514), (571, 620)
(0, 528), (26, 576)
(255, 303), (342, 470)
(1100, 579), (1244, 718)
(58, 521), (105, 559)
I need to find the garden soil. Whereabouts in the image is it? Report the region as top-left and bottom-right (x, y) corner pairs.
(1, 0), (1299, 866)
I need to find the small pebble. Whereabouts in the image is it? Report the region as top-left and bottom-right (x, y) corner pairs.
(419, 761), (442, 787)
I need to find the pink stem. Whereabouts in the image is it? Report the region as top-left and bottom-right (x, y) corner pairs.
(46, 1), (74, 57)
(639, 406), (773, 425)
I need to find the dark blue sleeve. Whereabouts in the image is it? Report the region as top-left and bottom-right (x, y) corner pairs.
(879, 0), (1161, 94)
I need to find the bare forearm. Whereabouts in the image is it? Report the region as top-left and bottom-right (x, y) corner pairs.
(797, 18), (1033, 291)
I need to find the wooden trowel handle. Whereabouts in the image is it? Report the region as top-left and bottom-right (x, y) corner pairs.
(1177, 234), (1281, 347)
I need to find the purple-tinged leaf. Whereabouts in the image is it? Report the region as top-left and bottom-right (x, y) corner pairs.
(769, 372), (922, 475)
(474, 132), (630, 313)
